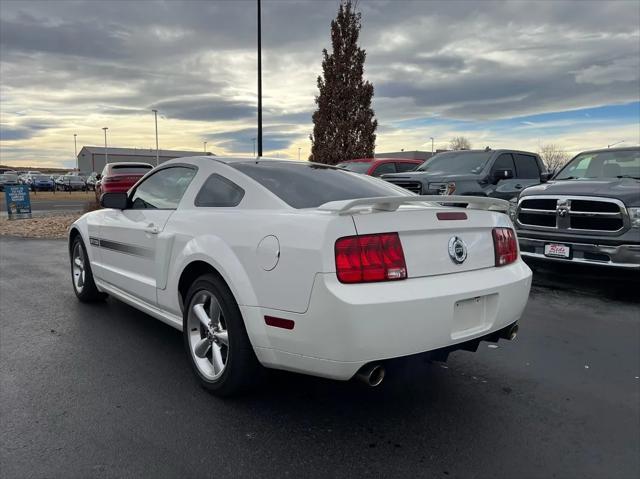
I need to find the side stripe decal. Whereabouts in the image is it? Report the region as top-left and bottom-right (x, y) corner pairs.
(89, 237), (154, 258)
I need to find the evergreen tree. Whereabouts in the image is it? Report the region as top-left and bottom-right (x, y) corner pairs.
(310, 0), (377, 164)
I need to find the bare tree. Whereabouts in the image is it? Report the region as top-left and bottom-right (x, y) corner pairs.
(449, 136), (472, 150)
(538, 144), (570, 173)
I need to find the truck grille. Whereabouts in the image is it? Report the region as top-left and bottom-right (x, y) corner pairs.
(385, 180), (422, 194)
(517, 196), (627, 235)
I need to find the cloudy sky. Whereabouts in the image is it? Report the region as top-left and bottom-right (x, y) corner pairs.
(1, 0), (639, 168)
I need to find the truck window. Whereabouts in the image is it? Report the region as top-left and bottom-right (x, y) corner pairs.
(372, 162), (396, 176)
(514, 154), (540, 179)
(491, 154), (515, 175)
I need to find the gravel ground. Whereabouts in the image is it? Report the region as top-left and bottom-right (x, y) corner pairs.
(0, 213), (80, 238)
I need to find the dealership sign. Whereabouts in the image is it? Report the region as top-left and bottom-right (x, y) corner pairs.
(4, 185), (32, 219)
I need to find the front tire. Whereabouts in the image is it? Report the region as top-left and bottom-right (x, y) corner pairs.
(183, 274), (262, 397)
(70, 235), (107, 302)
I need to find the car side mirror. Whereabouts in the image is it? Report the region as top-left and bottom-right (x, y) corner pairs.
(100, 192), (128, 209)
(494, 169), (514, 181)
(540, 171), (553, 183)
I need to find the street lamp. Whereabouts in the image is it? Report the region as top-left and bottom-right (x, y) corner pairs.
(257, 0), (263, 157)
(298, 147), (301, 161)
(252, 138), (256, 156)
(203, 141), (207, 154)
(608, 140), (625, 148)
(152, 109), (159, 166)
(429, 137), (434, 155)
(73, 134), (78, 170)
(102, 127), (109, 165)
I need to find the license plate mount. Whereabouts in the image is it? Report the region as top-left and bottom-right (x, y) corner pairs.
(544, 243), (571, 258)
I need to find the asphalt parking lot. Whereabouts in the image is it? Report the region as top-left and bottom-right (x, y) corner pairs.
(1, 237), (638, 478)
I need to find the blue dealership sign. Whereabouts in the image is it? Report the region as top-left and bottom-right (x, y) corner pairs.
(4, 185), (32, 219)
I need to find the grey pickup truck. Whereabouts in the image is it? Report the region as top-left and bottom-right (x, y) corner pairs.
(381, 148), (549, 201)
(514, 147), (640, 270)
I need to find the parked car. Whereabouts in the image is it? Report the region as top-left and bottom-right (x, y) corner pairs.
(514, 147), (639, 269)
(68, 156), (531, 396)
(336, 158), (424, 177)
(0, 168), (17, 175)
(381, 149), (550, 201)
(56, 173), (87, 191)
(94, 162), (153, 199)
(20, 171), (43, 185)
(0, 173), (20, 191)
(85, 174), (98, 191)
(30, 174), (55, 191)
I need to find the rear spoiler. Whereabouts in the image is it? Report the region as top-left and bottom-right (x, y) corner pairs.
(318, 195), (510, 215)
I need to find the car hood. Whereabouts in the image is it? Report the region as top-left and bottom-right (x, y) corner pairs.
(381, 171), (481, 182)
(521, 178), (640, 206)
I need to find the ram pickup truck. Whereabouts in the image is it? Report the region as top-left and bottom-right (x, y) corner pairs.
(514, 147), (640, 269)
(382, 149), (550, 201)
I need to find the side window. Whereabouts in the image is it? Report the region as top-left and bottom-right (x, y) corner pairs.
(491, 154), (515, 175)
(130, 166), (196, 209)
(395, 162), (419, 173)
(372, 162), (396, 177)
(195, 174), (245, 207)
(514, 154), (540, 179)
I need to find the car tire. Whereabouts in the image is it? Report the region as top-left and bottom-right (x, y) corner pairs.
(183, 274), (263, 397)
(70, 235), (107, 302)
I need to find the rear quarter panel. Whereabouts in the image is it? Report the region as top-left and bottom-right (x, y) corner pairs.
(160, 209), (357, 316)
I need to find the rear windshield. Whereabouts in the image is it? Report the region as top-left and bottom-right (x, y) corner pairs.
(111, 164), (153, 174)
(231, 161), (406, 208)
(336, 161), (371, 173)
(416, 151), (492, 175)
(35, 175), (51, 180)
(0, 174), (18, 181)
(555, 149), (640, 180)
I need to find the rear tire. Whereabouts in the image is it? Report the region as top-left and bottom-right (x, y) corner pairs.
(183, 274), (263, 397)
(70, 235), (107, 302)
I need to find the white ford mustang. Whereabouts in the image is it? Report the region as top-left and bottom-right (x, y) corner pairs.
(68, 156), (532, 396)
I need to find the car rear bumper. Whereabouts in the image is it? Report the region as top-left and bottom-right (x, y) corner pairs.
(244, 260), (532, 380)
(519, 236), (640, 269)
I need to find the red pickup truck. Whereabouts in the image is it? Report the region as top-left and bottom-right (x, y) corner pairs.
(336, 158), (424, 177)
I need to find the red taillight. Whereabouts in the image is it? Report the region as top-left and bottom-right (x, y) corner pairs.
(492, 228), (518, 266)
(335, 233), (407, 283)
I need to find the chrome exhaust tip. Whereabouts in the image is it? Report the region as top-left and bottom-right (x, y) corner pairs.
(356, 364), (385, 387)
(507, 324), (519, 340)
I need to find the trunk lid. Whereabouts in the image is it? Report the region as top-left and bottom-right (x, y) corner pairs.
(351, 205), (503, 277)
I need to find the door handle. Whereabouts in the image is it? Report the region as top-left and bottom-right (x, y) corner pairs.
(144, 223), (160, 234)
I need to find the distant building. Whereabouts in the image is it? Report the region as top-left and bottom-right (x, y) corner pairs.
(77, 146), (214, 173)
(375, 150), (446, 161)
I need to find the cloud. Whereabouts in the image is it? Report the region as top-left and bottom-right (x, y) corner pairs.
(0, 0), (638, 166)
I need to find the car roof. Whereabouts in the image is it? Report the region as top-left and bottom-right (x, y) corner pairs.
(435, 149), (539, 156)
(108, 162), (153, 167)
(572, 146), (639, 155)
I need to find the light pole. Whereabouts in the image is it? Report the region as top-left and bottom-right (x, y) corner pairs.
(203, 141), (207, 154)
(298, 147), (301, 161)
(152, 109), (159, 166)
(102, 127), (109, 165)
(257, 0), (263, 157)
(73, 134), (78, 170)
(252, 138), (256, 156)
(608, 140), (625, 148)
(429, 137), (434, 155)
